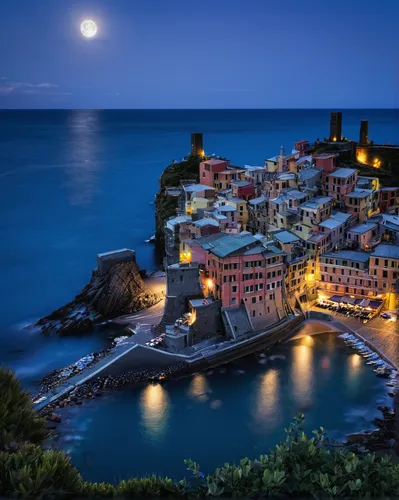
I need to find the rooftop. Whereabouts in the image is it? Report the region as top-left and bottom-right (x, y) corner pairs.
(249, 194), (267, 205)
(331, 211), (352, 222)
(300, 196), (333, 210)
(184, 232), (226, 247)
(193, 218), (220, 228)
(231, 180), (252, 187)
(319, 218), (343, 230)
(97, 249), (134, 260)
(348, 222), (378, 234)
(203, 159), (228, 166)
(371, 244), (399, 260)
(217, 205), (237, 213)
(328, 167), (357, 179)
(166, 215), (192, 229)
(298, 168), (321, 182)
(274, 230), (300, 244)
(205, 233), (258, 258)
(345, 189), (373, 199)
(244, 165), (265, 172)
(183, 183), (215, 193)
(296, 155), (313, 165)
(321, 249), (370, 263)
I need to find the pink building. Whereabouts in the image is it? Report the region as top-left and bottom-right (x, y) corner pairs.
(231, 180), (255, 200)
(294, 140), (310, 157)
(200, 159), (245, 191)
(379, 187), (399, 214)
(314, 153), (337, 173)
(327, 167), (358, 203)
(204, 234), (285, 323)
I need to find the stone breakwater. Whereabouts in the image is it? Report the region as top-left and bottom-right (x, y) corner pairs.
(40, 361), (189, 421)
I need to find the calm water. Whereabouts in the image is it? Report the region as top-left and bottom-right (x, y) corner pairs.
(0, 110), (397, 478)
(53, 332), (391, 483)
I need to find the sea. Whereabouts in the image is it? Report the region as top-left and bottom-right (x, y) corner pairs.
(0, 109), (398, 481)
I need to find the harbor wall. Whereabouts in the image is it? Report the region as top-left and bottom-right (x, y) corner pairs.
(98, 345), (189, 377)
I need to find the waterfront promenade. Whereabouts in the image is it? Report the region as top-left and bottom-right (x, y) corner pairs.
(310, 305), (399, 369)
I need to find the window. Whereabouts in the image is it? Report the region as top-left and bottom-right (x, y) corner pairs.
(231, 297), (236, 304)
(383, 270), (388, 278)
(252, 297), (256, 304)
(232, 285), (237, 293)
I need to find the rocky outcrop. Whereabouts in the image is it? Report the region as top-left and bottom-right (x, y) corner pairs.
(36, 260), (161, 336)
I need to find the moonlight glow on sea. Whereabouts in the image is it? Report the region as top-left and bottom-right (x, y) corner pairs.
(80, 20), (97, 38)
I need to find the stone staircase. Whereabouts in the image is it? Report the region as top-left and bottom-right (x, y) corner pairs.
(222, 306), (253, 340)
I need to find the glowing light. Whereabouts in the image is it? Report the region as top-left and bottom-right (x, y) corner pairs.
(80, 20), (97, 38)
(207, 279), (213, 290)
(291, 344), (313, 405)
(302, 335), (315, 347)
(356, 149), (368, 165)
(253, 369), (280, 429)
(372, 157), (381, 169)
(350, 353), (361, 369)
(189, 374), (210, 401)
(306, 273), (315, 283)
(140, 384), (169, 438)
(332, 137), (337, 142)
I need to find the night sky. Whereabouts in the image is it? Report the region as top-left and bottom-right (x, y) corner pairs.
(0, 0), (398, 109)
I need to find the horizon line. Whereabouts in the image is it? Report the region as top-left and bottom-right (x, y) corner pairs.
(0, 107), (398, 112)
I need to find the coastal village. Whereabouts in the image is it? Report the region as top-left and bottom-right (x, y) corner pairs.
(34, 113), (399, 430)
(159, 113), (399, 352)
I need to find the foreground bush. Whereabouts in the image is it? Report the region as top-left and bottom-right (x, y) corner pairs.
(2, 366), (399, 498)
(186, 414), (399, 498)
(0, 367), (48, 450)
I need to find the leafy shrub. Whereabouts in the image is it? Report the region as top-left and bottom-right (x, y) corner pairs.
(114, 475), (187, 498)
(79, 481), (115, 498)
(0, 366), (48, 450)
(186, 414), (399, 498)
(0, 444), (82, 499)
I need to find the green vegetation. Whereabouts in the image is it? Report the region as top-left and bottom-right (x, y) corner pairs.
(2, 366), (399, 498)
(155, 155), (202, 255)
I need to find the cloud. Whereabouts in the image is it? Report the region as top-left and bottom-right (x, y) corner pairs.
(0, 86), (13, 93)
(22, 89), (72, 96)
(0, 79), (59, 95)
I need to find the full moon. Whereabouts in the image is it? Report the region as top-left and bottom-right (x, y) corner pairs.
(80, 20), (97, 38)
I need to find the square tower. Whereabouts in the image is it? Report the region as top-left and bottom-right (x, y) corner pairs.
(329, 112), (342, 142)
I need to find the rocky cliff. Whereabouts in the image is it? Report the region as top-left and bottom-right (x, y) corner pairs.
(36, 260), (161, 336)
(155, 156), (201, 256)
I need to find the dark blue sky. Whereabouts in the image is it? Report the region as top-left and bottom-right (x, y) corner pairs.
(0, 0), (398, 109)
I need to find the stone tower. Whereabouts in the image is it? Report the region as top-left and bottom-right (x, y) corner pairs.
(191, 133), (204, 157)
(329, 112), (342, 142)
(359, 120), (369, 145)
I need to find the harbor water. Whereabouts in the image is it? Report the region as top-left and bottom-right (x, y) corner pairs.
(0, 109), (398, 480)
(52, 332), (392, 483)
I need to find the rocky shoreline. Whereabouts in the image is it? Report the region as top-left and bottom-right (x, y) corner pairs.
(34, 259), (161, 336)
(339, 332), (399, 457)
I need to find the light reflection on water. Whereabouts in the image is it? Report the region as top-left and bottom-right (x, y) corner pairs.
(64, 110), (102, 208)
(139, 383), (169, 439)
(188, 373), (211, 402)
(252, 369), (280, 431)
(291, 337), (314, 407)
(51, 332), (392, 484)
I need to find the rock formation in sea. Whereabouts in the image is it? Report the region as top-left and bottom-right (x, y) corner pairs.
(36, 259), (161, 336)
